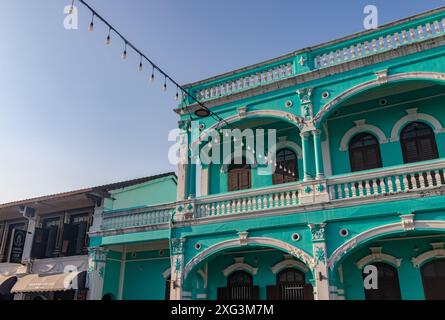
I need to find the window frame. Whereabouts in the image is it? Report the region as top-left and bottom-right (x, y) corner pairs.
(273, 148), (299, 185)
(348, 132), (383, 173)
(400, 121), (439, 164)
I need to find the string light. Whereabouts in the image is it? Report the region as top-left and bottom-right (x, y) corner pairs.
(69, 0), (75, 15)
(105, 28), (111, 45)
(150, 66), (155, 83)
(122, 42), (128, 60)
(88, 13), (95, 32)
(138, 56), (143, 72)
(74, 0), (232, 130)
(175, 87), (179, 101)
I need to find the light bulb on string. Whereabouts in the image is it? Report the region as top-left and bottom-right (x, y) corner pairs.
(138, 56), (143, 72)
(150, 67), (155, 83)
(163, 77), (168, 92)
(105, 28), (111, 45)
(175, 87), (179, 101)
(69, 0), (75, 15)
(122, 42), (128, 60)
(88, 13), (95, 32)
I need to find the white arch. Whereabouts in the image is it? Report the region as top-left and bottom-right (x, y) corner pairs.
(162, 268), (171, 279)
(184, 237), (314, 281)
(412, 242), (445, 268)
(275, 140), (303, 159)
(223, 258), (258, 277)
(328, 220), (445, 270)
(390, 108), (445, 142)
(356, 247), (402, 269)
(339, 120), (388, 151)
(314, 72), (445, 126)
(271, 255), (309, 274)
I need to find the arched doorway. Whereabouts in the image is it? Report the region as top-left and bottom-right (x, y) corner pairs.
(362, 263), (401, 300)
(267, 268), (313, 300)
(421, 259), (445, 300)
(217, 271), (259, 300)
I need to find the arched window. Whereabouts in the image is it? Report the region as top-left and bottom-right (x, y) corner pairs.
(218, 271), (258, 300)
(277, 268), (305, 285)
(267, 268), (313, 300)
(227, 271), (253, 287)
(273, 149), (299, 184)
(228, 159), (251, 192)
(363, 263), (401, 300)
(421, 259), (445, 300)
(401, 122), (439, 164)
(349, 133), (382, 172)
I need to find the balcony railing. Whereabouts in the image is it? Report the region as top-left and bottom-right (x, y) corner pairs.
(101, 204), (176, 231)
(99, 160), (445, 233)
(195, 182), (299, 219)
(181, 8), (445, 105)
(313, 17), (445, 69)
(328, 159), (445, 201)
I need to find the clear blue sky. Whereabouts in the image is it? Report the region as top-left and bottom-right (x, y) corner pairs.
(0, 0), (443, 203)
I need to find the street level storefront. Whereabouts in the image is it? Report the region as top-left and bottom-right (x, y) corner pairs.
(0, 173), (177, 300)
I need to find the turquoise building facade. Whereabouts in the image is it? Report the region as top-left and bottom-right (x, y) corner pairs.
(89, 7), (445, 300)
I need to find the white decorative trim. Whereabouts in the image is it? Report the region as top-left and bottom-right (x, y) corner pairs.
(390, 108), (445, 142)
(412, 242), (445, 268)
(223, 257), (258, 277)
(401, 214), (415, 232)
(271, 254), (309, 274)
(315, 72), (445, 125)
(275, 140), (303, 159)
(238, 232), (249, 246)
(184, 237), (314, 281)
(339, 119), (388, 151)
(356, 247), (402, 269)
(196, 293), (208, 299)
(197, 264), (208, 289)
(328, 220), (445, 270)
(162, 268), (171, 279)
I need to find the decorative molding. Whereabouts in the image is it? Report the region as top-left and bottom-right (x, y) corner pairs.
(401, 214), (415, 232)
(356, 247), (402, 269)
(162, 268), (171, 279)
(238, 232), (249, 246)
(339, 119), (388, 151)
(314, 72), (445, 126)
(375, 69), (388, 84)
(171, 238), (186, 256)
(390, 108), (445, 142)
(271, 254), (309, 274)
(275, 140), (303, 159)
(309, 223), (326, 242)
(183, 237), (314, 281)
(223, 257), (258, 277)
(329, 220), (445, 270)
(412, 242), (445, 268)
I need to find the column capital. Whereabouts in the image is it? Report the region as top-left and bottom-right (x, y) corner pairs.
(312, 129), (322, 137)
(88, 246), (109, 262)
(171, 238), (187, 255)
(309, 223), (327, 242)
(300, 131), (310, 139)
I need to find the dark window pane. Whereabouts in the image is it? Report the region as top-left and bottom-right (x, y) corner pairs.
(273, 149), (299, 185)
(401, 122), (439, 164)
(349, 133), (382, 172)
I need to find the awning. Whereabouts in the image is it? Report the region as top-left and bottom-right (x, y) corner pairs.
(11, 271), (86, 293)
(0, 275), (17, 295)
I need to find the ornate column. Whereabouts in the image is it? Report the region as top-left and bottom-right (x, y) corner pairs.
(177, 126), (191, 201)
(313, 129), (325, 179)
(87, 246), (108, 300)
(309, 223), (330, 300)
(300, 132), (311, 182)
(170, 238), (186, 300)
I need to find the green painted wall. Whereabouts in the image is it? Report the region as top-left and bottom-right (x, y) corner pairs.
(104, 176), (177, 212)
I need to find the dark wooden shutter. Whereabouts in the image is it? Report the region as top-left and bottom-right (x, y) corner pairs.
(217, 287), (229, 300)
(31, 228), (44, 259)
(303, 284), (314, 300)
(421, 259), (445, 300)
(266, 285), (279, 300)
(75, 222), (88, 255)
(45, 225), (58, 258)
(349, 133), (382, 172)
(252, 286), (260, 300)
(61, 224), (77, 256)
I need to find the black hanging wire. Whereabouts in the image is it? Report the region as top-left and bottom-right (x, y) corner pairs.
(75, 0), (231, 129)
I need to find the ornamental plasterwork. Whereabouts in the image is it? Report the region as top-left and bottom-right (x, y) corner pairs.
(401, 214), (415, 232)
(309, 223), (326, 242)
(286, 244), (315, 269)
(412, 242), (445, 268)
(88, 247), (108, 263)
(171, 238), (187, 256)
(238, 231), (249, 246)
(375, 69), (388, 84)
(314, 247), (327, 267)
